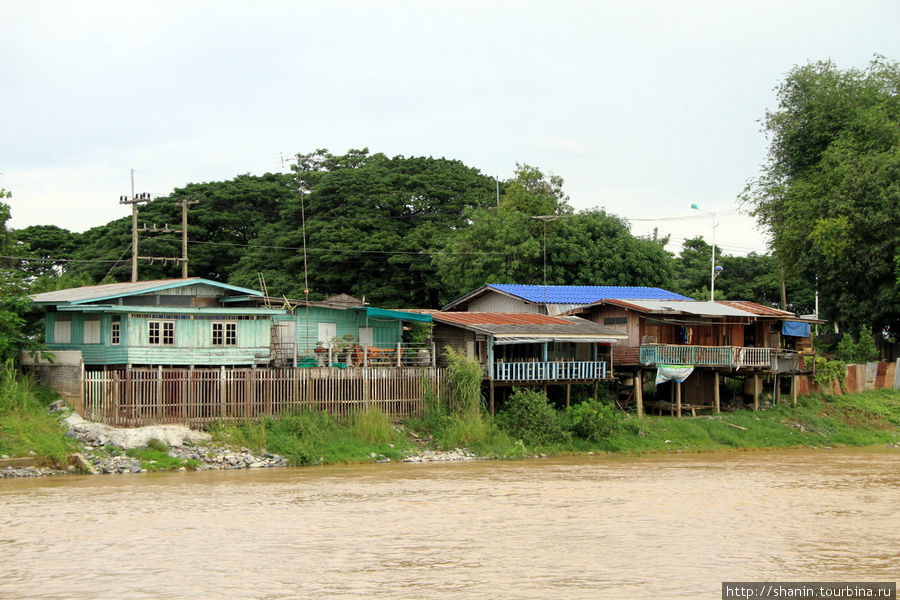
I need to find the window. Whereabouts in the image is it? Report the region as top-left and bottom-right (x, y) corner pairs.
(358, 327), (374, 347)
(603, 317), (628, 326)
(83, 315), (101, 344)
(53, 314), (72, 344)
(149, 321), (175, 345)
(212, 322), (237, 346)
(110, 318), (121, 345)
(318, 322), (337, 347)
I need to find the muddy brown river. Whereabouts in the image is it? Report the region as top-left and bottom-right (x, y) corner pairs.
(1, 448), (897, 599)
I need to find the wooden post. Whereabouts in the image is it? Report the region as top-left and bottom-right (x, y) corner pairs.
(774, 374), (781, 405)
(156, 365), (163, 423)
(186, 365), (193, 422)
(635, 370), (643, 418)
(125, 364), (132, 427)
(397, 342), (402, 367)
(489, 380), (495, 416)
(713, 371), (720, 414)
(220, 365), (226, 419)
(753, 373), (760, 411)
(792, 374), (798, 406)
(676, 380), (682, 418)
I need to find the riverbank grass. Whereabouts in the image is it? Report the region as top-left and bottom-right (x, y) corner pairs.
(0, 361), (78, 466)
(596, 389), (900, 454)
(209, 407), (414, 466)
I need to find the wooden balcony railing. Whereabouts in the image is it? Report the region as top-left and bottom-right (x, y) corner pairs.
(492, 361), (607, 382)
(639, 345), (791, 370)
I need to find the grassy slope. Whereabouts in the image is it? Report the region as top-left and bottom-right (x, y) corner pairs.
(593, 389), (900, 455)
(0, 366), (79, 467)
(3, 367), (899, 468)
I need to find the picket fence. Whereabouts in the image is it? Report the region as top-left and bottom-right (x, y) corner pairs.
(80, 366), (445, 427)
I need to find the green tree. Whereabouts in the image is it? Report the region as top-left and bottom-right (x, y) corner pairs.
(14, 224), (80, 277)
(56, 173), (295, 283)
(0, 189), (43, 361)
(232, 149), (497, 307)
(434, 168), (675, 301)
(671, 236), (815, 312)
(742, 57), (900, 336)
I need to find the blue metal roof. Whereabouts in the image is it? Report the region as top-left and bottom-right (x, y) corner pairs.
(487, 284), (693, 304)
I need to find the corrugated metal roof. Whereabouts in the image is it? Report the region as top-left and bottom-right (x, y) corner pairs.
(433, 312), (573, 326)
(487, 284), (693, 304)
(433, 312), (626, 340)
(30, 278), (263, 304)
(719, 301), (795, 317)
(604, 299), (757, 317)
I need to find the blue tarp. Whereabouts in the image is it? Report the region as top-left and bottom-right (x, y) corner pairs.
(782, 321), (811, 337)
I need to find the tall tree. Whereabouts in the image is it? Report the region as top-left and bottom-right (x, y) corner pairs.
(231, 149), (497, 307)
(742, 57), (900, 336)
(671, 236), (815, 312)
(48, 173), (295, 283)
(433, 167), (675, 301)
(0, 189), (43, 361)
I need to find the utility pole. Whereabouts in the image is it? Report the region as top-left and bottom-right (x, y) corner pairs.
(118, 192), (199, 281)
(119, 192), (152, 282)
(181, 196), (199, 278)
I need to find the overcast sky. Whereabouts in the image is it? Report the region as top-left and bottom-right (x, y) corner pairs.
(2, 0), (897, 258)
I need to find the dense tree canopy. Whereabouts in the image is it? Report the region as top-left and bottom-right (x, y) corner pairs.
(232, 149), (498, 306)
(9, 148), (822, 317)
(433, 167), (674, 301)
(742, 57), (900, 336)
(671, 237), (815, 314)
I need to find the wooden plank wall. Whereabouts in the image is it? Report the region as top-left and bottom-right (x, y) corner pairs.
(82, 367), (445, 427)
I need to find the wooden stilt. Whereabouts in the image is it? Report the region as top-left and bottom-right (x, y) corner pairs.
(635, 370), (643, 418)
(792, 374), (798, 406)
(753, 374), (760, 411)
(566, 383), (571, 407)
(489, 380), (495, 416)
(713, 371), (720, 414)
(774, 374), (781, 405)
(676, 381), (682, 418)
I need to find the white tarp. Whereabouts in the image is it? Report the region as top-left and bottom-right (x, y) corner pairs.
(655, 365), (695, 384)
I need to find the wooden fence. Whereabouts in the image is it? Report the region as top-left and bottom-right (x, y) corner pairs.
(80, 366), (446, 427)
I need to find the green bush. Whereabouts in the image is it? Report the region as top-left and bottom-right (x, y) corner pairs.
(497, 388), (567, 445)
(563, 396), (622, 442)
(835, 325), (881, 364)
(443, 346), (483, 419)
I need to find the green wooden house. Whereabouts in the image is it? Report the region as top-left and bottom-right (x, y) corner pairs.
(31, 279), (432, 368)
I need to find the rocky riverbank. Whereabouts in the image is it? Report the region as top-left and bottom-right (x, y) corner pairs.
(1, 407), (482, 478)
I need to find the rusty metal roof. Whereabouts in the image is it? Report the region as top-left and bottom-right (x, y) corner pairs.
(433, 312), (626, 341)
(719, 301), (795, 317)
(433, 312), (571, 326)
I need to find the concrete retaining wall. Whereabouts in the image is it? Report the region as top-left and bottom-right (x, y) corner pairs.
(19, 351), (84, 407)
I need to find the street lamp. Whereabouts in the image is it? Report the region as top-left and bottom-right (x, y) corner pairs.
(690, 203), (720, 301)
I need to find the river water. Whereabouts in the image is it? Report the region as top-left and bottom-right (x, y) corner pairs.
(1, 449), (897, 599)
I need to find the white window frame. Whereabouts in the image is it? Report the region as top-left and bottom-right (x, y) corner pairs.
(212, 321), (237, 346)
(110, 318), (121, 345)
(148, 320), (175, 345)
